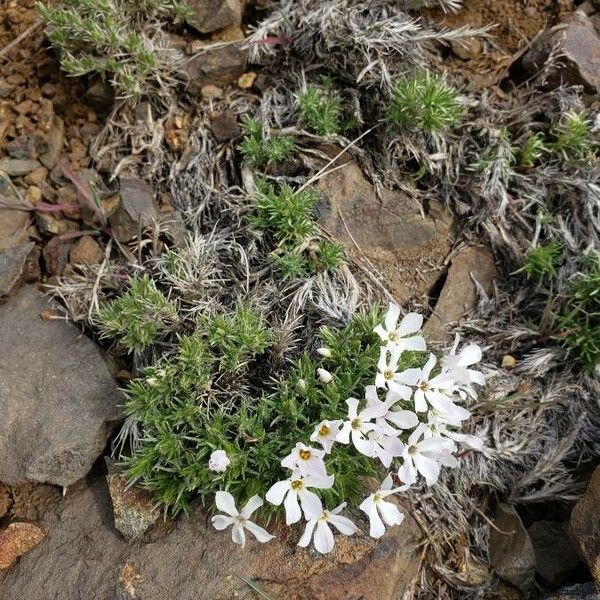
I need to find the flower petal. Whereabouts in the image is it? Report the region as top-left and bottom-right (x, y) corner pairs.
(396, 367), (421, 386)
(458, 344), (482, 367)
(245, 520), (275, 544)
(211, 515), (235, 530)
(314, 520), (335, 554)
(378, 499), (404, 528)
(385, 303), (401, 331)
(374, 324), (388, 341)
(298, 517), (318, 548)
(284, 490), (302, 525)
(240, 495), (263, 519)
(328, 513), (358, 536)
(401, 335), (426, 352)
(397, 456), (417, 486)
(299, 488), (323, 519)
(231, 522), (246, 547)
(414, 388), (427, 413)
(387, 409), (418, 429)
(215, 491), (238, 517)
(265, 480), (289, 506)
(398, 312), (422, 335)
(413, 453), (441, 486)
(336, 421), (352, 444)
(346, 397), (360, 419)
(422, 353), (436, 380)
(368, 502), (386, 538)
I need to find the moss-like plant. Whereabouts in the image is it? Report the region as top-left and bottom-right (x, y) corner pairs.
(296, 85), (342, 136)
(96, 273), (178, 352)
(551, 111), (595, 160)
(37, 0), (190, 100)
(387, 71), (462, 133)
(123, 307), (427, 515)
(519, 132), (547, 167)
(314, 240), (344, 271)
(518, 241), (562, 282)
(238, 118), (295, 168)
(270, 250), (310, 280)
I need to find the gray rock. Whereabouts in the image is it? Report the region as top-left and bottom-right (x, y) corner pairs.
(0, 476), (423, 600)
(109, 177), (160, 241)
(0, 242), (36, 298)
(0, 199), (29, 253)
(522, 12), (600, 93)
(0, 286), (122, 487)
(38, 116), (65, 170)
(424, 246), (496, 342)
(185, 0), (242, 33)
(0, 159), (41, 177)
(316, 159), (455, 304)
(183, 44), (248, 92)
(545, 583), (599, 599)
(489, 503), (536, 590)
(6, 136), (35, 160)
(210, 110), (240, 142)
(0, 80), (12, 99)
(528, 520), (580, 588)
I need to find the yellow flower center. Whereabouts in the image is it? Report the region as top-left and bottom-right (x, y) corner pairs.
(388, 330), (399, 342)
(299, 449), (311, 461)
(318, 424), (330, 437)
(408, 445), (417, 455)
(291, 479), (304, 491)
(384, 370), (394, 380)
(351, 418), (361, 430)
(419, 381), (429, 391)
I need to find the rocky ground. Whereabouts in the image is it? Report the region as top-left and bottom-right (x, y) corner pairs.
(1, 0), (600, 599)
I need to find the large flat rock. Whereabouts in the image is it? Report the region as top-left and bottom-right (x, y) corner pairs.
(0, 286), (122, 487)
(0, 476), (423, 600)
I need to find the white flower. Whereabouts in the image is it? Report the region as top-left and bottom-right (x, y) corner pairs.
(317, 368), (333, 384)
(211, 491), (274, 547)
(310, 419), (343, 453)
(266, 470), (334, 525)
(281, 442), (328, 478)
(365, 385), (419, 434)
(317, 347), (332, 358)
(375, 346), (421, 398)
(336, 396), (386, 456)
(363, 428), (406, 468)
(397, 428), (458, 487)
(442, 335), (485, 399)
(413, 353), (457, 414)
(422, 411), (484, 451)
(298, 502), (358, 554)
(374, 303), (426, 351)
(359, 474), (406, 539)
(208, 449), (231, 472)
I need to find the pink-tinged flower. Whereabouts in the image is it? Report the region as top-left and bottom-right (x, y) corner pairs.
(364, 385), (419, 434)
(374, 303), (426, 351)
(211, 492), (274, 547)
(310, 419), (343, 453)
(281, 442), (328, 478)
(359, 474), (406, 539)
(397, 428), (458, 487)
(208, 449), (231, 472)
(298, 502), (358, 554)
(336, 396), (386, 456)
(375, 347), (421, 398)
(265, 470), (334, 525)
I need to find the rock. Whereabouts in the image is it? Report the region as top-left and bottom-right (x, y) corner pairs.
(0, 242), (37, 298)
(0, 484), (11, 518)
(0, 80), (12, 99)
(0, 285), (122, 486)
(6, 136), (36, 160)
(185, 0), (242, 33)
(0, 159), (41, 176)
(38, 116), (65, 170)
(570, 465), (600, 583)
(83, 81), (115, 113)
(35, 212), (80, 236)
(1, 476), (423, 600)
(23, 166), (48, 187)
(183, 44), (248, 92)
(210, 110), (240, 142)
(544, 583), (599, 599)
(42, 236), (72, 276)
(201, 84), (223, 100)
(160, 211), (188, 247)
(238, 71), (257, 89)
(424, 246), (496, 341)
(69, 235), (104, 266)
(0, 522), (45, 569)
(108, 177), (160, 241)
(528, 521), (580, 588)
(522, 12), (600, 93)
(489, 503), (536, 590)
(106, 461), (159, 540)
(317, 160), (455, 303)
(450, 37), (482, 60)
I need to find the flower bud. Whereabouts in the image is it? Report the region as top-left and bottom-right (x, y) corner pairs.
(208, 449), (231, 473)
(316, 347), (332, 358)
(316, 368), (333, 384)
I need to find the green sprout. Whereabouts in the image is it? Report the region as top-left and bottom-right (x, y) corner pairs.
(519, 132), (547, 167)
(296, 85), (342, 136)
(387, 71), (462, 133)
(551, 111), (595, 159)
(271, 250), (310, 280)
(314, 240), (344, 271)
(518, 241), (562, 282)
(238, 118), (295, 168)
(96, 273), (178, 352)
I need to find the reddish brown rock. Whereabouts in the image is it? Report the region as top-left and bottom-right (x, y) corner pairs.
(69, 235), (104, 266)
(183, 44), (248, 92)
(185, 0), (242, 34)
(0, 522), (45, 569)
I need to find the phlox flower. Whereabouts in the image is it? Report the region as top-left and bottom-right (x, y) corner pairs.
(266, 470), (334, 525)
(310, 419), (343, 453)
(281, 442), (328, 478)
(420, 412), (484, 451)
(442, 335), (485, 399)
(336, 396), (386, 456)
(359, 474), (406, 538)
(211, 491), (274, 547)
(413, 353), (458, 414)
(375, 346), (421, 398)
(365, 385), (419, 434)
(374, 303), (426, 351)
(397, 428), (458, 487)
(363, 428), (406, 468)
(298, 502), (358, 554)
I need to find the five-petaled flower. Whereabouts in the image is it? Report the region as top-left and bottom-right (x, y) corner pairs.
(298, 501), (358, 554)
(374, 303), (426, 352)
(266, 470), (334, 525)
(359, 474), (406, 538)
(281, 442), (328, 478)
(336, 396), (386, 456)
(211, 491), (274, 547)
(310, 419), (343, 453)
(375, 346), (421, 398)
